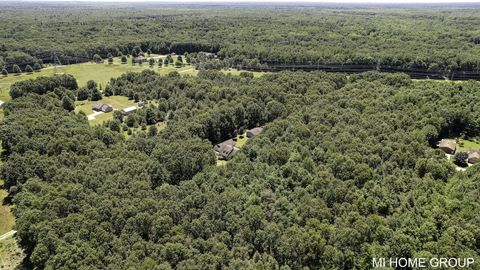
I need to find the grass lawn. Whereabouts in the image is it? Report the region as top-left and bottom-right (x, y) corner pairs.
(0, 181), (14, 236)
(75, 96), (136, 126)
(457, 138), (480, 152)
(89, 113), (115, 126)
(75, 96), (136, 115)
(0, 237), (24, 270)
(220, 68), (266, 77)
(234, 133), (249, 148)
(216, 160), (228, 166)
(0, 55), (195, 103)
(0, 179), (22, 270)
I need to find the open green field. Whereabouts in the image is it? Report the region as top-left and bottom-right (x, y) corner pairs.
(0, 55), (195, 103)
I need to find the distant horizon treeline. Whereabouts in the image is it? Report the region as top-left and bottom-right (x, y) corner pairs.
(2, 6), (480, 74)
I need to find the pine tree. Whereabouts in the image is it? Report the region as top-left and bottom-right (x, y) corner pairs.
(33, 62), (42, 71)
(93, 54), (102, 63)
(25, 65), (34, 73)
(12, 64), (21, 73)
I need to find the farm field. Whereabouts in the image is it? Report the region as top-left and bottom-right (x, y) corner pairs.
(0, 55), (195, 103)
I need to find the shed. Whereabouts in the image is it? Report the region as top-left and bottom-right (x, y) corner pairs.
(437, 139), (456, 154)
(468, 151), (480, 164)
(138, 101), (145, 107)
(246, 127), (264, 139)
(122, 106), (137, 115)
(92, 103), (113, 113)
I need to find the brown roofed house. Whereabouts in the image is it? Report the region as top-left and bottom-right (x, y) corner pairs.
(246, 127), (264, 139)
(214, 139), (239, 160)
(437, 139), (456, 154)
(468, 151), (480, 164)
(92, 103), (113, 113)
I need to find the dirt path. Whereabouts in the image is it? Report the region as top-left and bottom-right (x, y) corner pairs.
(87, 111), (104, 120)
(0, 231), (16, 241)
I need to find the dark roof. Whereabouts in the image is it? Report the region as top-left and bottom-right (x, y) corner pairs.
(214, 139), (239, 159)
(92, 103), (113, 112)
(216, 144), (239, 160)
(92, 104), (103, 110)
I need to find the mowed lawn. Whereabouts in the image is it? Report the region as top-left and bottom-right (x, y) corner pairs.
(457, 138), (480, 152)
(75, 96), (136, 115)
(0, 55), (195, 103)
(75, 96), (136, 125)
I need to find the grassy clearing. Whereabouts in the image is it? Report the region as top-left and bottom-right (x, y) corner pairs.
(234, 133), (248, 148)
(457, 138), (480, 152)
(0, 237), (24, 270)
(0, 55), (194, 103)
(0, 181), (14, 236)
(75, 96), (136, 115)
(75, 96), (136, 126)
(0, 180), (23, 270)
(220, 68), (266, 77)
(122, 122), (167, 138)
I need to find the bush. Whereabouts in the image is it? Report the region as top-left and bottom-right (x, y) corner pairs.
(454, 151), (468, 167)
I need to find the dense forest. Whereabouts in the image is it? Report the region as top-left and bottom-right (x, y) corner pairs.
(1, 70), (479, 269)
(3, 3), (480, 75)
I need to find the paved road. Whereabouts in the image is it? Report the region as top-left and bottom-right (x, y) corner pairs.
(0, 230), (16, 241)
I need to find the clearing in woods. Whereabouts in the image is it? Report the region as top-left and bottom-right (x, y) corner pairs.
(0, 180), (24, 270)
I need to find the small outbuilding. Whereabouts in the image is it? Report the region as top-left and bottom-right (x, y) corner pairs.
(246, 127), (264, 139)
(134, 56), (147, 64)
(468, 151), (480, 164)
(92, 103), (113, 113)
(122, 106), (137, 115)
(437, 139), (456, 154)
(138, 101), (145, 107)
